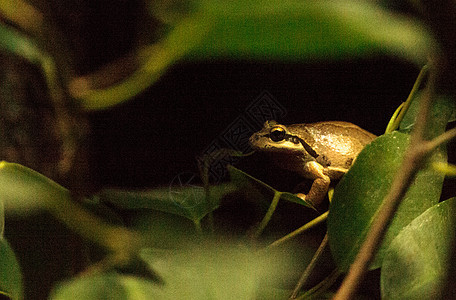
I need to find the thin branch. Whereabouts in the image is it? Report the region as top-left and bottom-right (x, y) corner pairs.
(253, 192), (281, 238)
(290, 233), (329, 299)
(267, 211), (328, 248)
(296, 269), (341, 300)
(426, 127), (456, 151)
(388, 65), (429, 133)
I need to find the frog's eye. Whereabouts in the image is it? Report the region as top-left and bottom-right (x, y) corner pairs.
(269, 127), (286, 142)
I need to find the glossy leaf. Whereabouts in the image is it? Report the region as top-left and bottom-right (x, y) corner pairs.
(327, 132), (445, 271)
(0, 238), (22, 300)
(98, 183), (234, 222)
(228, 165), (316, 210)
(381, 198), (456, 299)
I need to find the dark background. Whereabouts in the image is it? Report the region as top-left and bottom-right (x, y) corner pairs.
(88, 58), (422, 188)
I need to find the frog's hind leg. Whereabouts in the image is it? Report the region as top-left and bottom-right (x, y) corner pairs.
(297, 175), (330, 208)
(297, 161), (331, 208)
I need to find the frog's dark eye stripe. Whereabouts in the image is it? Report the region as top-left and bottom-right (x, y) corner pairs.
(295, 136), (319, 158)
(264, 127), (319, 159)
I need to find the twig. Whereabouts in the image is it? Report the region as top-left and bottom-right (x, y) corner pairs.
(290, 233), (329, 299)
(426, 127), (456, 151)
(387, 65), (429, 133)
(296, 269), (340, 300)
(252, 191), (281, 238)
(267, 211), (328, 248)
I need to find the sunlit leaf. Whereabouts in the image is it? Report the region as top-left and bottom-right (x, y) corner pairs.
(0, 238), (22, 300)
(327, 132), (445, 271)
(381, 198), (456, 299)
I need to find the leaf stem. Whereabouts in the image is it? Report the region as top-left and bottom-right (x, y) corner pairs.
(253, 192), (281, 239)
(193, 219), (203, 235)
(267, 211), (328, 248)
(290, 233), (329, 299)
(296, 268), (340, 300)
(388, 65), (429, 133)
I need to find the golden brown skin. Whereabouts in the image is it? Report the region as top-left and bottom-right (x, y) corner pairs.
(249, 120), (376, 207)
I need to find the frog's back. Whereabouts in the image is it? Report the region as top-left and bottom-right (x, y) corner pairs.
(308, 121), (376, 145)
(288, 121), (376, 170)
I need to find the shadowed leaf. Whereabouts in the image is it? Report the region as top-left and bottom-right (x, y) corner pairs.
(381, 198), (456, 299)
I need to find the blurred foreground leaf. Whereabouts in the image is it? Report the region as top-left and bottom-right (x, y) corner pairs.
(0, 238), (22, 300)
(50, 273), (158, 300)
(51, 243), (294, 300)
(0, 161), (69, 214)
(327, 132), (445, 271)
(187, 0), (432, 62)
(381, 198), (456, 299)
(0, 24), (46, 65)
(76, 0), (433, 109)
(140, 244), (293, 299)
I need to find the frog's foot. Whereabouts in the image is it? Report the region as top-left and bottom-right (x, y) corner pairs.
(296, 193), (306, 201)
(296, 193), (316, 208)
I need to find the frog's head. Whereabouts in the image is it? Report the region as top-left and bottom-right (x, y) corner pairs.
(249, 121), (318, 159)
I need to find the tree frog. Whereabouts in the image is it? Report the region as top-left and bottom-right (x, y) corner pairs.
(249, 120), (376, 207)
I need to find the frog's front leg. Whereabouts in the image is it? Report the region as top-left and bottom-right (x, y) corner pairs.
(296, 161), (330, 208)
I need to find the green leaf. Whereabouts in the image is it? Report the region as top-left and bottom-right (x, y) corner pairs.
(139, 243), (294, 299)
(399, 92), (456, 135)
(327, 132), (445, 271)
(0, 161), (70, 214)
(381, 198), (456, 299)
(228, 166), (316, 210)
(51, 243), (295, 300)
(186, 0), (432, 63)
(98, 183), (234, 223)
(50, 273), (161, 300)
(0, 238), (22, 300)
(0, 199), (3, 238)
